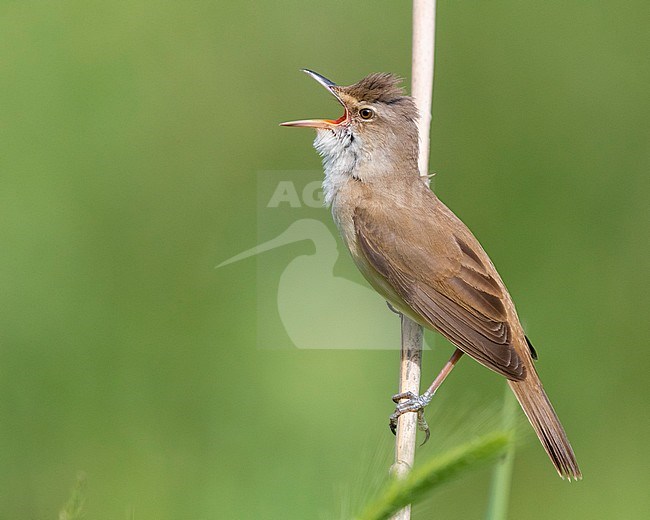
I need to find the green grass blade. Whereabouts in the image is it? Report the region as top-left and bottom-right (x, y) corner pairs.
(355, 431), (513, 520)
(59, 472), (87, 520)
(485, 386), (518, 520)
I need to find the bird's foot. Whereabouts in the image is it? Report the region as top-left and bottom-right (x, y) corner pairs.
(386, 301), (402, 316)
(389, 391), (433, 445)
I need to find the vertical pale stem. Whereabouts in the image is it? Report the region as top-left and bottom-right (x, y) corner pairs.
(390, 2), (436, 520)
(390, 317), (424, 520)
(412, 0), (436, 181)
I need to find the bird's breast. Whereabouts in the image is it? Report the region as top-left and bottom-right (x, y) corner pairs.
(329, 187), (416, 320)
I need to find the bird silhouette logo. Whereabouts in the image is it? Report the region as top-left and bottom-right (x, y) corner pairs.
(217, 172), (432, 350)
(218, 217), (432, 350)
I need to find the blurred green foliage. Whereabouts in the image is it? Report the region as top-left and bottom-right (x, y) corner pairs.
(0, 1), (648, 518)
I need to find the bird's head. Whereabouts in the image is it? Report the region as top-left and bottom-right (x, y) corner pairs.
(282, 70), (419, 181)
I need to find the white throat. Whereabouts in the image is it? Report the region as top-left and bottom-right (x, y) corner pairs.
(313, 128), (363, 207)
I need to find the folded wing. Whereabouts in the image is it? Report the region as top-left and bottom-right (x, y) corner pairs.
(353, 204), (526, 380)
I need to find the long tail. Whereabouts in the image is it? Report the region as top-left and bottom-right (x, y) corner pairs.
(508, 369), (582, 480)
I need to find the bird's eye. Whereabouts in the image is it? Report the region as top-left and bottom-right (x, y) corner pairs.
(359, 108), (375, 120)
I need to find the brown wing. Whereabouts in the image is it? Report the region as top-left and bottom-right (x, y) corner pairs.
(353, 204), (526, 380)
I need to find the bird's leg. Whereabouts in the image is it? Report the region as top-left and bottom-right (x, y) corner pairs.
(389, 348), (464, 444)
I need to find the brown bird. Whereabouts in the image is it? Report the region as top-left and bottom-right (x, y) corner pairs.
(281, 70), (581, 480)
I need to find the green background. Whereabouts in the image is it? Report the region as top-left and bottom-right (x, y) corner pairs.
(1, 1), (649, 518)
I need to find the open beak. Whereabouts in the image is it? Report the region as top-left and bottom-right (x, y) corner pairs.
(280, 69), (349, 129)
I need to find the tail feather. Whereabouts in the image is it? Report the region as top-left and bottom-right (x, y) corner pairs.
(508, 371), (582, 480)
